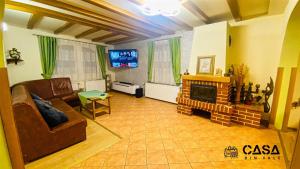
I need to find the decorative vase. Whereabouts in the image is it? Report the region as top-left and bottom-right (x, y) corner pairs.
(235, 84), (242, 104)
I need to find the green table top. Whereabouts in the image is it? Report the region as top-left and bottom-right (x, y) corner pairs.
(78, 90), (108, 106)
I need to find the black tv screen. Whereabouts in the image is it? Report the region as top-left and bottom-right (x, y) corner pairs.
(108, 49), (138, 68)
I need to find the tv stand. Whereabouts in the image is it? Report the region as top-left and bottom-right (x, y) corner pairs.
(119, 81), (133, 85)
(112, 81), (140, 95)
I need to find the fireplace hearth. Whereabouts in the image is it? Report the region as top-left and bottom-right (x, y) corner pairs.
(192, 109), (211, 119)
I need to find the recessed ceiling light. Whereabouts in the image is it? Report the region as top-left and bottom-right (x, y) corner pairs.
(141, 0), (181, 16)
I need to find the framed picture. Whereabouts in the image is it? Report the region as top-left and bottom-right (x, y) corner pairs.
(196, 56), (215, 75)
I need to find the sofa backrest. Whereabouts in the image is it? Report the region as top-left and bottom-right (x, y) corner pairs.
(19, 77), (74, 100)
(50, 78), (73, 98)
(12, 85), (50, 132)
(12, 85), (51, 157)
(22, 79), (54, 99)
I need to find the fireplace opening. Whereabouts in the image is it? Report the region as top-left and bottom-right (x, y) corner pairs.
(192, 109), (211, 119)
(190, 84), (217, 103)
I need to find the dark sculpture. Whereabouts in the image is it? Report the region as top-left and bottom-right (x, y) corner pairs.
(262, 77), (274, 113)
(240, 83), (245, 103)
(244, 82), (253, 104)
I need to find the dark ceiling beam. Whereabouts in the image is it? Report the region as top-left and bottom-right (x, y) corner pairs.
(32, 0), (162, 37)
(182, 1), (210, 24)
(54, 22), (75, 34)
(75, 28), (100, 39)
(226, 0), (241, 21)
(27, 14), (43, 29)
(128, 0), (193, 30)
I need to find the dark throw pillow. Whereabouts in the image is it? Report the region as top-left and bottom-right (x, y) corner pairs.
(33, 99), (68, 128)
(31, 93), (52, 105)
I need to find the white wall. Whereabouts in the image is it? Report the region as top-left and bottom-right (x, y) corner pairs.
(114, 31), (194, 87)
(3, 25), (115, 86)
(189, 21), (228, 75)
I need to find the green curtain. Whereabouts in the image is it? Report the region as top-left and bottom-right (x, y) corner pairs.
(96, 45), (107, 78)
(169, 37), (181, 85)
(147, 41), (155, 82)
(38, 36), (57, 79)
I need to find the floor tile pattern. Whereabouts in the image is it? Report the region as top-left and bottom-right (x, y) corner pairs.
(71, 92), (286, 169)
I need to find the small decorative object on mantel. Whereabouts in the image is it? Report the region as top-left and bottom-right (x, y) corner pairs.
(184, 69), (189, 75)
(224, 64), (234, 77)
(215, 68), (223, 76)
(262, 77), (274, 113)
(7, 48), (24, 65)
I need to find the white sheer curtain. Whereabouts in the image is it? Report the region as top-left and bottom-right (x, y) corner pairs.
(54, 39), (101, 83)
(152, 40), (175, 85)
(82, 46), (99, 81)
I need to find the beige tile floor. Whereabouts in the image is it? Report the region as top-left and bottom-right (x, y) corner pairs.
(70, 92), (286, 169)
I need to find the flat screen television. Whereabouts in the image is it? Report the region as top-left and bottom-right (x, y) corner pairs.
(108, 49), (138, 68)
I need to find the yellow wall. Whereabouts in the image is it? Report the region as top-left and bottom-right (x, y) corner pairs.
(227, 0), (300, 129)
(275, 0), (300, 129)
(0, 1), (13, 169)
(228, 15), (286, 86)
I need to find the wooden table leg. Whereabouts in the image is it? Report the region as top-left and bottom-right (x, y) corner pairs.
(108, 97), (111, 114)
(92, 100), (96, 120)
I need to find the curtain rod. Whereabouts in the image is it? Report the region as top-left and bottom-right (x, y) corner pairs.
(152, 36), (182, 42)
(32, 34), (110, 47)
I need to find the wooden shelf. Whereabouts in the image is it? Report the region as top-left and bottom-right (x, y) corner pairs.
(235, 104), (264, 112)
(6, 58), (24, 65)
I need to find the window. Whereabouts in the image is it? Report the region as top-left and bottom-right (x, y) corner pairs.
(82, 47), (99, 81)
(151, 40), (175, 85)
(53, 39), (101, 83)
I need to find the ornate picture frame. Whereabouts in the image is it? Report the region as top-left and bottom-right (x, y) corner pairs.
(196, 56), (215, 75)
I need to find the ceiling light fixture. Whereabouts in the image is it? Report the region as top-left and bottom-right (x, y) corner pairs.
(141, 0), (181, 16)
(2, 22), (8, 32)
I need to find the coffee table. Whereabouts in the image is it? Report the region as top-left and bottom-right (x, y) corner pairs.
(78, 90), (111, 120)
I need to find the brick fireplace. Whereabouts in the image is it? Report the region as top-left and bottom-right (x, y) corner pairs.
(177, 75), (262, 128)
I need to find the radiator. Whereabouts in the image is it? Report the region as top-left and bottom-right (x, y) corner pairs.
(85, 80), (106, 92)
(145, 83), (179, 103)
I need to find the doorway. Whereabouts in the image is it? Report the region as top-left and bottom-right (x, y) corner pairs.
(280, 54), (300, 168)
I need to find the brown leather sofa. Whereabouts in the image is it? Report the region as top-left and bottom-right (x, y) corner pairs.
(11, 78), (87, 163)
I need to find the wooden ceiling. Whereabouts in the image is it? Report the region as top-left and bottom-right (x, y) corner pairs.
(4, 0), (288, 45)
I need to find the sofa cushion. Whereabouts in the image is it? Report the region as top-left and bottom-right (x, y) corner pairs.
(50, 78), (73, 98)
(33, 99), (69, 128)
(50, 98), (87, 128)
(31, 93), (52, 105)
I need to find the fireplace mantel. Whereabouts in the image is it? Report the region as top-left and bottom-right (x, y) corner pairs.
(182, 75), (231, 83)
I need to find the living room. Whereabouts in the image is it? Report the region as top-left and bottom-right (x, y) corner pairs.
(1, 0), (300, 169)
